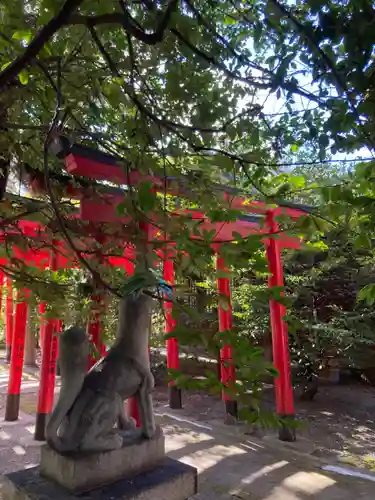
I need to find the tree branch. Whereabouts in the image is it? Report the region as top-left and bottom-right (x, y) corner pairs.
(269, 0), (375, 152)
(169, 26), (326, 106)
(70, 0), (179, 44)
(0, 0), (85, 90)
(269, 0), (345, 95)
(184, 0), (271, 77)
(88, 26), (225, 136)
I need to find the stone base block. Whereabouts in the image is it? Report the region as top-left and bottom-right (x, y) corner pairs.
(40, 426), (165, 492)
(2, 457), (198, 500)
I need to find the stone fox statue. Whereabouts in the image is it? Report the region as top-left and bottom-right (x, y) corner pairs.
(46, 293), (156, 454)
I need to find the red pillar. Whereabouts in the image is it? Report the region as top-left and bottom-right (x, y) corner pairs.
(55, 319), (62, 376)
(0, 270), (4, 320)
(5, 278), (14, 363)
(164, 257), (182, 409)
(35, 249), (59, 440)
(266, 210), (296, 441)
(39, 303), (46, 349)
(46, 319), (59, 412)
(127, 398), (140, 427)
(216, 255), (237, 419)
(56, 319), (63, 334)
(5, 289), (30, 421)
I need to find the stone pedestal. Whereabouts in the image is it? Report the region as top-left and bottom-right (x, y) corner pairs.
(40, 426), (165, 492)
(2, 427), (198, 500)
(2, 458), (197, 500)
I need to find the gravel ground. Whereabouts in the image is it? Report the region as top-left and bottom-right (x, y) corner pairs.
(157, 381), (375, 468)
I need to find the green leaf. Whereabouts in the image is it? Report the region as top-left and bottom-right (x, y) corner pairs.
(42, 43), (53, 56)
(318, 134), (329, 148)
(213, 154), (234, 170)
(19, 71), (29, 85)
(232, 231), (244, 241)
(355, 233), (371, 249)
(267, 285), (283, 298)
(358, 284), (375, 305)
(291, 144), (299, 153)
(267, 366), (279, 377)
(118, 271), (157, 297)
(218, 294), (230, 312)
(116, 201), (128, 216)
(12, 30), (32, 44)
(224, 15), (236, 25)
(25, 211), (48, 223)
(216, 269), (233, 279)
(202, 229), (216, 242)
(138, 182), (156, 212)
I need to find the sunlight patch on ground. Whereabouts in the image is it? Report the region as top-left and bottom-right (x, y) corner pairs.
(162, 426), (213, 454)
(156, 411), (213, 430)
(340, 449), (375, 471)
(25, 463), (38, 469)
(261, 472), (336, 500)
(0, 430), (11, 440)
(12, 445), (26, 456)
(178, 444), (247, 473)
(284, 471), (336, 493)
(263, 486), (300, 500)
(241, 437), (265, 451)
(240, 461), (289, 485)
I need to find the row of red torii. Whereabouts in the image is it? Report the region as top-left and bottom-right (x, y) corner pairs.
(0, 142), (310, 442)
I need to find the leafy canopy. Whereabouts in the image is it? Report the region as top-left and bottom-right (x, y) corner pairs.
(1, 0), (375, 413)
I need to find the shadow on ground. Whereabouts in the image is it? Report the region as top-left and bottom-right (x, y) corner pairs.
(159, 412), (375, 499)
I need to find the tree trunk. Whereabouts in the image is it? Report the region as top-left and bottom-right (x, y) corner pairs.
(0, 158), (9, 201)
(24, 305), (36, 366)
(196, 287), (207, 314)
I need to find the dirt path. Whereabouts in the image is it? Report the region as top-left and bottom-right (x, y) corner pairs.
(155, 380), (375, 471)
(294, 384), (375, 466)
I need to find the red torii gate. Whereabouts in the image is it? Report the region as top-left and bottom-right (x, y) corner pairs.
(59, 143), (307, 441)
(0, 141), (309, 442)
